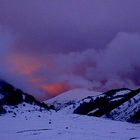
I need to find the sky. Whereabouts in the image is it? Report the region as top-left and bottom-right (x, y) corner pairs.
(0, 0), (140, 100)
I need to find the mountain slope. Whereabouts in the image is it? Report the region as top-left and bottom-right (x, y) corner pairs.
(1, 79), (140, 123)
(105, 89), (140, 123)
(60, 88), (131, 114)
(44, 88), (100, 110)
(0, 80), (53, 117)
(0, 80), (140, 139)
(59, 88), (140, 123)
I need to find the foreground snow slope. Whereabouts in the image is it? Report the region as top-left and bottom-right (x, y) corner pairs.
(44, 88), (100, 110)
(0, 112), (140, 140)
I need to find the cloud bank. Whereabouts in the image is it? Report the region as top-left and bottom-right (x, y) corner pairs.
(0, 1), (140, 100)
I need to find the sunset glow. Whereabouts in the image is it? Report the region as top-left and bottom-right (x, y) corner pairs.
(0, 1), (140, 100)
(7, 53), (40, 76)
(5, 52), (71, 97)
(0, 1), (140, 140)
(40, 83), (71, 97)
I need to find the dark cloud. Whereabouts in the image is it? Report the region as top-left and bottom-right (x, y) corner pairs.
(33, 32), (140, 93)
(1, 0), (140, 54)
(0, 1), (140, 99)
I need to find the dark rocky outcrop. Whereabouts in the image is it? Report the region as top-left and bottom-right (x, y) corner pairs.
(73, 88), (140, 123)
(0, 80), (54, 114)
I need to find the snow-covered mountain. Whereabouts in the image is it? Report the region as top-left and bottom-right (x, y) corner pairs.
(44, 88), (100, 110)
(0, 80), (53, 118)
(0, 80), (140, 139)
(1, 79), (140, 123)
(105, 88), (140, 123)
(59, 88), (140, 123)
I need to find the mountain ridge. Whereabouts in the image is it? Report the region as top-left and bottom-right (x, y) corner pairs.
(0, 80), (54, 117)
(1, 79), (140, 123)
(57, 88), (140, 123)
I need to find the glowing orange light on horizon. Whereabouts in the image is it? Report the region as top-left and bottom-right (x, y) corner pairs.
(40, 83), (71, 97)
(8, 51), (54, 75)
(7, 51), (71, 98)
(7, 53), (40, 76)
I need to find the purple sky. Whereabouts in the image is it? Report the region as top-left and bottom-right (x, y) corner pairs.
(0, 0), (140, 100)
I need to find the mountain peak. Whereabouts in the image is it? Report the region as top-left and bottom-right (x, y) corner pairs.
(44, 88), (101, 110)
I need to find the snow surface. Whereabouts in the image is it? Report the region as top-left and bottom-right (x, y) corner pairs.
(3, 102), (48, 118)
(46, 88), (100, 103)
(0, 111), (140, 140)
(113, 90), (131, 96)
(1, 88), (140, 140)
(105, 91), (140, 121)
(44, 88), (101, 110)
(58, 89), (132, 115)
(110, 97), (124, 102)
